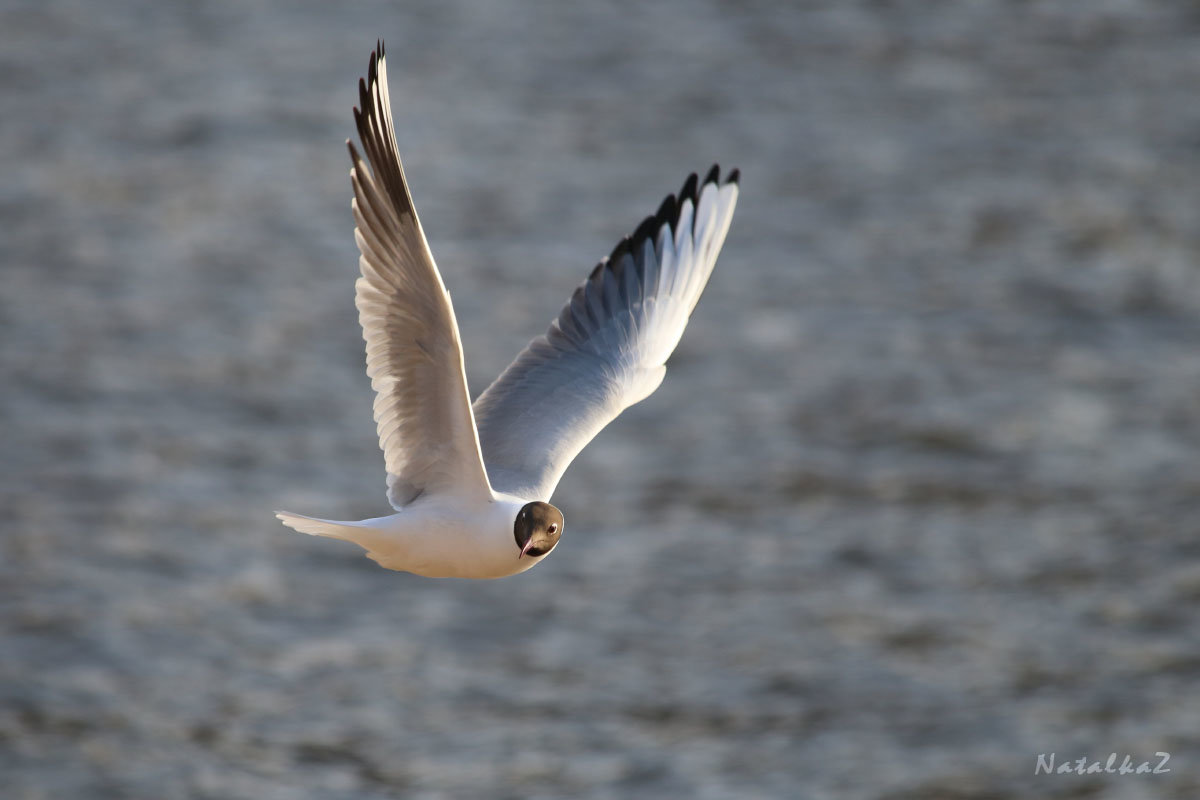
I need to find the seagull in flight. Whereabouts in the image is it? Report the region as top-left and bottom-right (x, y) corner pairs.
(276, 43), (739, 578)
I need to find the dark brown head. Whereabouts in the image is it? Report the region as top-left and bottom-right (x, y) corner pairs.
(514, 501), (564, 560)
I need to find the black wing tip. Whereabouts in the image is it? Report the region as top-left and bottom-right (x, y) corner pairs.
(607, 235), (632, 268)
(679, 172), (700, 208)
(589, 163), (738, 298)
(630, 213), (659, 248)
(701, 163), (740, 187)
(655, 192), (677, 226)
(617, 164), (736, 260)
(362, 44), (382, 112)
(354, 76), (369, 117)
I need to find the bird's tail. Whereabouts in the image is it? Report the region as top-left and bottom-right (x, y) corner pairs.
(275, 510), (371, 542)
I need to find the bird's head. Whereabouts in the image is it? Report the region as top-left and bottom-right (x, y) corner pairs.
(514, 501), (564, 560)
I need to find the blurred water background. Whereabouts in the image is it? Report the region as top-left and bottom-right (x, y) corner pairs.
(3, 1), (1200, 798)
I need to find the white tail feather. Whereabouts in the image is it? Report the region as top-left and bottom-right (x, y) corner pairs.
(275, 511), (370, 542)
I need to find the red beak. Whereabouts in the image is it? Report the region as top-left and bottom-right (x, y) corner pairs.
(518, 539), (535, 560)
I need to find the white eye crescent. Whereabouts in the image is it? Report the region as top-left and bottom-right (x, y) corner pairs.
(548, 523), (558, 534)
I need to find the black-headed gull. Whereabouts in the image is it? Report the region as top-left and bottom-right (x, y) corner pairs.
(277, 43), (739, 578)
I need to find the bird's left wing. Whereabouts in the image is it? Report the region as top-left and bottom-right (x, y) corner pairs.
(348, 42), (492, 508)
(472, 167), (739, 501)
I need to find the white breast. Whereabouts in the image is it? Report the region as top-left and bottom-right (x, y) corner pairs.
(357, 494), (545, 579)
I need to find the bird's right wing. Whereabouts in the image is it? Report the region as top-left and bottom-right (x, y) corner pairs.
(348, 43), (493, 508)
(472, 166), (739, 501)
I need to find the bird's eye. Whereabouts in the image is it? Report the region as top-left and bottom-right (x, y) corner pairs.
(548, 524), (558, 534)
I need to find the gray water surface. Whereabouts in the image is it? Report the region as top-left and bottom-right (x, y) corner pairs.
(3, 2), (1198, 798)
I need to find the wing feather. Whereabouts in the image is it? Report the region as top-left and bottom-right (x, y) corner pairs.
(472, 167), (739, 501)
(348, 42), (492, 508)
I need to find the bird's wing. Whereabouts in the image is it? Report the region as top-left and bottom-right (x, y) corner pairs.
(348, 42), (492, 508)
(472, 166), (739, 501)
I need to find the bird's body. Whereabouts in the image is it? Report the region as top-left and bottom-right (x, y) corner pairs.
(280, 493), (538, 579)
(277, 42), (738, 579)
